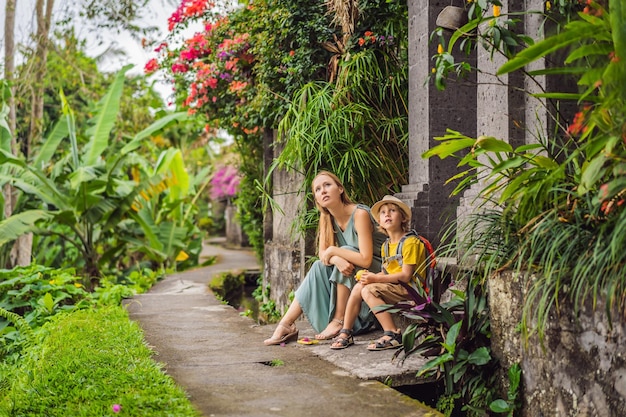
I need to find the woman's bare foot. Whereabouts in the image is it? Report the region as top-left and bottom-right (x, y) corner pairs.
(315, 318), (343, 340)
(264, 322), (298, 346)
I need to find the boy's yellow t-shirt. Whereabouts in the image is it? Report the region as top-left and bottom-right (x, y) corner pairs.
(382, 236), (427, 283)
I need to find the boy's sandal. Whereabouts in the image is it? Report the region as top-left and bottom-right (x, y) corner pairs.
(330, 329), (354, 350)
(367, 330), (403, 351)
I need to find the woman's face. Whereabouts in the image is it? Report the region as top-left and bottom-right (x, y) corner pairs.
(313, 174), (343, 208)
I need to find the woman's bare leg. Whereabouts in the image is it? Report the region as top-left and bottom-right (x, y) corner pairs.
(264, 299), (303, 343)
(315, 283), (350, 339)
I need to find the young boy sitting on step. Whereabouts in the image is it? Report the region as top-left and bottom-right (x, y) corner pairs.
(330, 195), (426, 350)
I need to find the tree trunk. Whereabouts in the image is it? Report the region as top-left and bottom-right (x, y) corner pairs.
(3, 0), (21, 268)
(9, 0), (55, 267)
(28, 0), (55, 159)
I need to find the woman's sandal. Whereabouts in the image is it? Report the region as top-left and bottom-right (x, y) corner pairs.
(315, 318), (344, 340)
(367, 330), (403, 351)
(263, 322), (299, 346)
(330, 329), (354, 350)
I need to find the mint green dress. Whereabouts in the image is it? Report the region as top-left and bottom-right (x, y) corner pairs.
(295, 204), (387, 334)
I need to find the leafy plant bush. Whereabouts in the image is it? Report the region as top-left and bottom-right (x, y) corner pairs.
(0, 264), (164, 361)
(384, 273), (515, 416)
(425, 0), (626, 339)
(0, 265), (89, 329)
(0, 67), (205, 281)
(0, 306), (200, 416)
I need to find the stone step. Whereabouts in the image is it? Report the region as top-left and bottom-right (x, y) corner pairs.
(289, 319), (437, 388)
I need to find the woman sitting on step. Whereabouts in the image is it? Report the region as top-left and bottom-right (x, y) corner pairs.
(264, 171), (386, 345)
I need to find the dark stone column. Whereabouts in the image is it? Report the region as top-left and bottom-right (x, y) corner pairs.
(399, 0), (477, 248)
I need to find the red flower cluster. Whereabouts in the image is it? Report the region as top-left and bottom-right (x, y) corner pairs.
(144, 58), (159, 75)
(144, 1), (260, 135)
(567, 107), (591, 136)
(357, 30), (395, 48)
(168, 0), (215, 31)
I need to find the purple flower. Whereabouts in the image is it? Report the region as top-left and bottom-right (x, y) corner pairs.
(210, 165), (241, 200)
(112, 404), (122, 413)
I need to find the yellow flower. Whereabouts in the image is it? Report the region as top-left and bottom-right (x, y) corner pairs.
(49, 280), (56, 285)
(493, 5), (501, 17)
(546, 1), (551, 10)
(176, 251), (189, 261)
(74, 283), (83, 288)
(431, 67), (436, 73)
(437, 44), (444, 54)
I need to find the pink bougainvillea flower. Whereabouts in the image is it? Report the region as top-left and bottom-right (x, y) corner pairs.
(168, 0), (215, 31)
(207, 77), (218, 89)
(209, 165), (241, 200)
(144, 58), (159, 74)
(154, 42), (168, 53)
(224, 58), (239, 71)
(171, 62), (189, 73)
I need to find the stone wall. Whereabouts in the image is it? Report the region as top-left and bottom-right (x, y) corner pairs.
(489, 271), (626, 416)
(224, 200), (247, 247)
(262, 130), (309, 313)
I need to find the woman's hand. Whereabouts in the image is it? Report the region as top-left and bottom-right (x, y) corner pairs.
(320, 246), (337, 265)
(331, 256), (355, 276)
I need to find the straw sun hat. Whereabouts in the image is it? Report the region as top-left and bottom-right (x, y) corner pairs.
(370, 195), (411, 222)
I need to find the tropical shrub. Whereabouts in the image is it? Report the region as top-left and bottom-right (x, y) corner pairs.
(382, 271), (517, 416)
(272, 0), (410, 234)
(425, 0), (626, 339)
(0, 263), (163, 363)
(0, 66), (204, 281)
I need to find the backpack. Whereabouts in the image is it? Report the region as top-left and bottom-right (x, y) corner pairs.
(381, 230), (444, 303)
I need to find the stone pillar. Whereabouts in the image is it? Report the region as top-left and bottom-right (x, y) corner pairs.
(263, 130), (307, 314)
(399, 0), (477, 249)
(455, 0), (534, 258)
(455, 3), (510, 257)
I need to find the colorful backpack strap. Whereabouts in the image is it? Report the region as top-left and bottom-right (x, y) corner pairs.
(383, 229), (441, 299)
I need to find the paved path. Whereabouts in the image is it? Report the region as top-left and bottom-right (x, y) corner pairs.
(125, 242), (441, 417)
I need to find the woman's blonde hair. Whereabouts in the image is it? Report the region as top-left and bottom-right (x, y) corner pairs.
(312, 171), (353, 251)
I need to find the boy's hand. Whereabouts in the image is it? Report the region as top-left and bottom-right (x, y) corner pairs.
(359, 270), (378, 285)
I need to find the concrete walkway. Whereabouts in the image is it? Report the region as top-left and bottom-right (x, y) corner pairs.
(125, 241), (442, 417)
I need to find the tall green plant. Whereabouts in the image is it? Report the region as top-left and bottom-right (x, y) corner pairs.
(274, 47), (409, 234)
(424, 1), (626, 339)
(0, 66), (197, 281)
